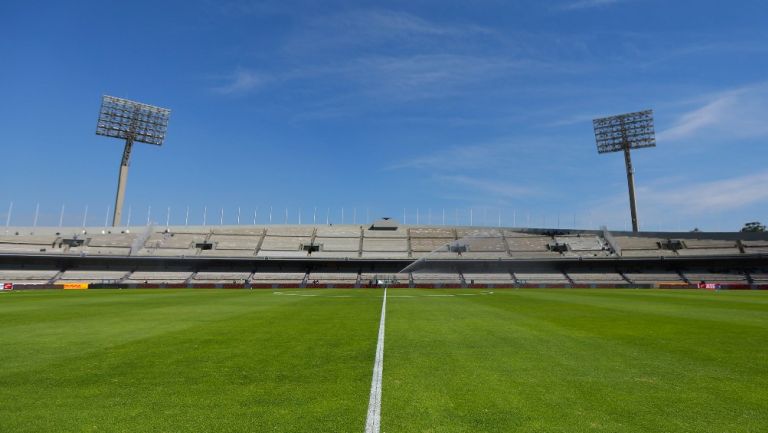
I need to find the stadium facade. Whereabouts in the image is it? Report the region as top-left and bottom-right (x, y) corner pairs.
(2, 220), (767, 290)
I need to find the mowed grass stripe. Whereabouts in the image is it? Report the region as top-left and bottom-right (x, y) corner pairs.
(502, 289), (768, 327)
(0, 290), (303, 374)
(383, 289), (768, 433)
(0, 289), (382, 433)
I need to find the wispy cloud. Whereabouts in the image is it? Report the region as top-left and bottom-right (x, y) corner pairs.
(557, 0), (627, 11)
(546, 112), (601, 127)
(641, 171), (768, 212)
(210, 8), (588, 105)
(213, 69), (269, 95)
(329, 9), (453, 37)
(659, 82), (768, 142)
(581, 170), (768, 230)
(389, 135), (578, 171)
(390, 142), (516, 170)
(287, 9), (493, 53)
(436, 175), (538, 200)
(346, 54), (542, 101)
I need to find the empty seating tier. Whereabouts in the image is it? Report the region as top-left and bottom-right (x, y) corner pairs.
(315, 226), (361, 237)
(684, 272), (747, 284)
(567, 272), (626, 284)
(463, 237), (507, 252)
(316, 237), (359, 252)
(624, 272), (684, 283)
(411, 238), (455, 252)
(456, 228), (501, 238)
(307, 273), (358, 284)
(145, 233), (205, 249)
(555, 235), (606, 252)
(0, 269), (59, 283)
(506, 236), (551, 252)
(677, 248), (741, 256)
(410, 228), (455, 238)
(250, 273), (306, 284)
(515, 273), (569, 284)
(411, 273), (463, 285)
(194, 272), (251, 283)
(615, 237), (665, 250)
(87, 233), (137, 248)
(259, 236), (311, 251)
(208, 234), (261, 250)
(463, 273), (513, 284)
(362, 238), (407, 252)
(265, 226), (314, 237)
(684, 239), (737, 248)
(126, 271), (192, 283)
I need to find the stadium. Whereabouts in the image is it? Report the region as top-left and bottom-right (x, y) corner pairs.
(2, 2), (768, 432)
(2, 209), (767, 432)
(1, 222), (768, 289)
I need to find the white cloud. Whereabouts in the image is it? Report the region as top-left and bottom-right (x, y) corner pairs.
(213, 69), (268, 95)
(642, 171), (768, 212)
(581, 171), (768, 230)
(659, 83), (768, 142)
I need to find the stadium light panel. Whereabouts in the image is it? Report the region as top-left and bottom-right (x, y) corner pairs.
(96, 95), (171, 227)
(593, 110), (655, 154)
(96, 95), (170, 145)
(593, 109), (656, 233)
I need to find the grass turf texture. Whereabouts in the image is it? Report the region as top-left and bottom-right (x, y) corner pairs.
(0, 289), (766, 432)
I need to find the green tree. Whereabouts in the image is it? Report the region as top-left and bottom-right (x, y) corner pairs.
(741, 221), (766, 232)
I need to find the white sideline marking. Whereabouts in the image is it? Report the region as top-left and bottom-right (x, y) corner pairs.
(273, 290), (493, 299)
(365, 287), (387, 433)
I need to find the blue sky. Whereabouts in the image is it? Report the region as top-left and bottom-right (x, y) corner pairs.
(1, 0), (767, 231)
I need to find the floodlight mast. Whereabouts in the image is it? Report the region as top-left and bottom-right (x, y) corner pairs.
(95, 95), (170, 227)
(593, 110), (656, 233)
(114, 137), (134, 227)
(622, 134), (639, 232)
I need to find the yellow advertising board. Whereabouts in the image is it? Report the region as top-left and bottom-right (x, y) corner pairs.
(61, 283), (89, 290)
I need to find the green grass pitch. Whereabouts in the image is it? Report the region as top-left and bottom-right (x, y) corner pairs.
(1, 288), (766, 432)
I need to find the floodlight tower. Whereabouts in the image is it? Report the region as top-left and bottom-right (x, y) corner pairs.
(593, 110), (656, 232)
(95, 95), (171, 227)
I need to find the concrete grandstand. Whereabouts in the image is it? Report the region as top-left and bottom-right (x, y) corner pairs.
(1, 219), (767, 289)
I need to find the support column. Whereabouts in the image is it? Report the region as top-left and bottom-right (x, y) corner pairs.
(623, 145), (639, 232)
(112, 138), (133, 227)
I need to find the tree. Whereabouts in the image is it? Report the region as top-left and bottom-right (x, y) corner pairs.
(741, 221), (766, 232)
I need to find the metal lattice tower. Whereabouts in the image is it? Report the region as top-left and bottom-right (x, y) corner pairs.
(593, 110), (656, 232)
(96, 95), (171, 227)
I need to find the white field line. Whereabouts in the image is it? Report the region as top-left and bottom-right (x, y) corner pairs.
(365, 287), (387, 433)
(273, 291), (493, 299)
